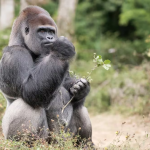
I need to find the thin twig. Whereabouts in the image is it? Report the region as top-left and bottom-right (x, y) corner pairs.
(62, 96), (74, 113)
(62, 65), (98, 113)
(61, 53), (111, 113)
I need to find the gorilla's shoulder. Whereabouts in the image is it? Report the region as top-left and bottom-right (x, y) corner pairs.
(3, 45), (31, 56)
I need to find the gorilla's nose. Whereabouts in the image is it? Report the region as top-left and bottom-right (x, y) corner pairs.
(46, 36), (55, 43)
(47, 36), (53, 40)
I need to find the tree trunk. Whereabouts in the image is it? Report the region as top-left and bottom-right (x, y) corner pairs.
(57, 0), (78, 41)
(0, 0), (14, 30)
(20, 0), (48, 11)
(20, 0), (29, 11)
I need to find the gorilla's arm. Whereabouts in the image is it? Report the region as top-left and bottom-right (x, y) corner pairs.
(0, 40), (75, 108)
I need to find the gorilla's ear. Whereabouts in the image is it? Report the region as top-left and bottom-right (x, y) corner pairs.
(25, 27), (29, 35)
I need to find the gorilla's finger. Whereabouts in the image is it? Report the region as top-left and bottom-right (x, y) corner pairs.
(70, 88), (77, 94)
(73, 84), (81, 90)
(80, 78), (88, 85)
(72, 89), (77, 94)
(75, 79), (81, 84)
(77, 81), (84, 88)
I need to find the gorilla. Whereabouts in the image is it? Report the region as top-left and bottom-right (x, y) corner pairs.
(0, 6), (93, 146)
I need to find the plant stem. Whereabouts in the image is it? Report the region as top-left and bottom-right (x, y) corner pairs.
(62, 65), (98, 114)
(62, 95), (75, 113)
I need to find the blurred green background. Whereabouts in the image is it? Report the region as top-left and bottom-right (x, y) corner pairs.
(0, 0), (150, 119)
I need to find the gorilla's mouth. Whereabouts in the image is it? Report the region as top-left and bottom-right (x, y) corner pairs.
(43, 42), (53, 47)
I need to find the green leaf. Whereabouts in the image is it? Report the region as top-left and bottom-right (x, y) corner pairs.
(104, 60), (111, 64)
(102, 64), (111, 70)
(97, 59), (103, 64)
(98, 55), (102, 59)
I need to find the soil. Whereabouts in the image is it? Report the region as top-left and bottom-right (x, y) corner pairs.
(91, 113), (150, 149)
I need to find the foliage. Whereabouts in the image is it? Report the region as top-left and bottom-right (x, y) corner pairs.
(120, 0), (150, 37)
(75, 0), (123, 50)
(62, 53), (111, 113)
(76, 34), (149, 65)
(75, 0), (150, 65)
(41, 0), (59, 20)
(14, 0), (20, 17)
(0, 93), (5, 125)
(0, 29), (11, 57)
(0, 115), (150, 149)
(70, 53), (111, 82)
(70, 60), (150, 115)
(8, 0), (150, 65)
(0, 117), (94, 150)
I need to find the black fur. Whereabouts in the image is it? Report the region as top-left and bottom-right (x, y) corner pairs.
(0, 6), (93, 146)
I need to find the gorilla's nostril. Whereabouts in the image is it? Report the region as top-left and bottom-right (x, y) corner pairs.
(47, 37), (53, 40)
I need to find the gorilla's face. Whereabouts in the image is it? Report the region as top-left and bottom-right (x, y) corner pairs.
(24, 15), (57, 55)
(37, 25), (56, 47)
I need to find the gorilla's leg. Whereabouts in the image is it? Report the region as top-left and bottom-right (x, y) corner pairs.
(67, 106), (93, 146)
(46, 87), (73, 144)
(2, 98), (49, 140)
(46, 87), (73, 132)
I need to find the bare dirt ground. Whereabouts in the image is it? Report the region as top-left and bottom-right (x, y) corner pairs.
(91, 113), (150, 149)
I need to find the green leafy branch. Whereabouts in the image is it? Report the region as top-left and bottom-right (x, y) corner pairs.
(69, 53), (111, 82)
(62, 53), (111, 113)
(86, 53), (111, 82)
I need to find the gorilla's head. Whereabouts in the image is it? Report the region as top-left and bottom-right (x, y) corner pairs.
(9, 6), (57, 55)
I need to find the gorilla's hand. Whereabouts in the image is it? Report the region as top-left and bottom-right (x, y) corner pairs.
(51, 36), (75, 60)
(70, 78), (90, 101)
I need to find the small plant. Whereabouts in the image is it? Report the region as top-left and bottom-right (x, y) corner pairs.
(86, 53), (111, 82)
(69, 53), (111, 82)
(62, 53), (111, 113)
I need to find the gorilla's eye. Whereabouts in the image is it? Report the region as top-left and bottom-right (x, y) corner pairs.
(39, 29), (46, 33)
(49, 30), (55, 34)
(25, 27), (29, 35)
